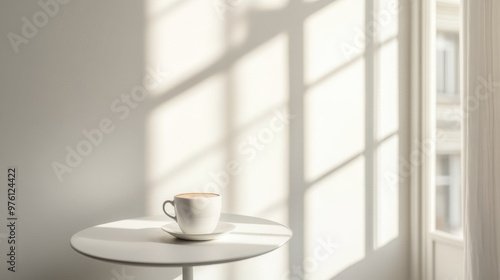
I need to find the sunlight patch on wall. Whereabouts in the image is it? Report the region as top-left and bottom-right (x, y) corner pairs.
(146, 74), (227, 215)
(305, 157), (366, 280)
(376, 134), (399, 248)
(374, 14), (399, 247)
(146, 0), (225, 97)
(304, 0), (365, 86)
(228, 33), (289, 224)
(304, 59), (365, 183)
(377, 39), (399, 140)
(232, 34), (288, 128)
(229, 116), (289, 222)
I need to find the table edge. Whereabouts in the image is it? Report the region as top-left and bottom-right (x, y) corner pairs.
(70, 213), (293, 267)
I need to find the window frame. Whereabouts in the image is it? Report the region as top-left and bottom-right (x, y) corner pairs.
(411, 0), (465, 279)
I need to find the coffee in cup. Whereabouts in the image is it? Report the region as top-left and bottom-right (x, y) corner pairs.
(162, 193), (221, 234)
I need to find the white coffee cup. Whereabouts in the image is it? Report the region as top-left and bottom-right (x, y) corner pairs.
(162, 193), (221, 234)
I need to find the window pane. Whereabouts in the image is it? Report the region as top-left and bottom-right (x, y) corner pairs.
(434, 2), (462, 237)
(436, 32), (459, 98)
(435, 155), (462, 235)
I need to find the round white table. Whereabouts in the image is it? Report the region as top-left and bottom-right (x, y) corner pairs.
(70, 214), (292, 280)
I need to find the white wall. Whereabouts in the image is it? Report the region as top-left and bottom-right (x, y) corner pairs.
(0, 0), (411, 279)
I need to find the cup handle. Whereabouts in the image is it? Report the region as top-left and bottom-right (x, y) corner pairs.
(162, 200), (177, 222)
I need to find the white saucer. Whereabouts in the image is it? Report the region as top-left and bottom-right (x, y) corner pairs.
(161, 222), (236, 241)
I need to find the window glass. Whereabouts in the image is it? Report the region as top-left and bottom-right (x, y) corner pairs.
(434, 2), (462, 237)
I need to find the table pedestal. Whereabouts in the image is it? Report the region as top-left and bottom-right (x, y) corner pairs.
(182, 266), (193, 280)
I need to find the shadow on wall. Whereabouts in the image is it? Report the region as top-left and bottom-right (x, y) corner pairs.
(0, 0), (408, 279)
(143, 0), (409, 279)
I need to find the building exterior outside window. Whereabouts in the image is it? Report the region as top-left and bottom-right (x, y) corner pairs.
(435, 1), (462, 237)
